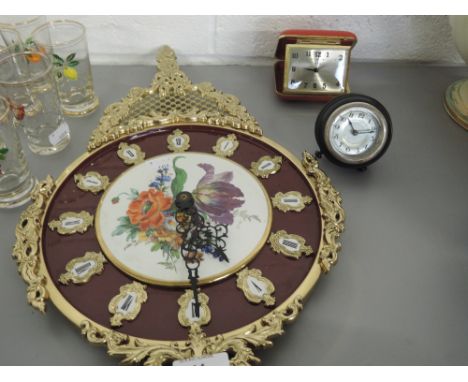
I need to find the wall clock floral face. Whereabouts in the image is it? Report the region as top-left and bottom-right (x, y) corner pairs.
(12, 47), (344, 365)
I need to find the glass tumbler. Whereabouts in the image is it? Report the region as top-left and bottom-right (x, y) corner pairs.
(32, 20), (99, 116)
(0, 16), (47, 52)
(0, 52), (71, 155)
(0, 26), (23, 59)
(0, 95), (35, 208)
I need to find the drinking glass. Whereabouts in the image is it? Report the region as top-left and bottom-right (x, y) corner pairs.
(0, 95), (35, 208)
(0, 26), (23, 59)
(0, 52), (71, 155)
(0, 16), (46, 52)
(32, 20), (99, 116)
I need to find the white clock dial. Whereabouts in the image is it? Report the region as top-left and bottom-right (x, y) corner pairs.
(319, 98), (392, 167)
(329, 107), (380, 156)
(285, 44), (349, 94)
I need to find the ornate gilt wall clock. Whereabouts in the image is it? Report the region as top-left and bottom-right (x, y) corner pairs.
(12, 46), (344, 366)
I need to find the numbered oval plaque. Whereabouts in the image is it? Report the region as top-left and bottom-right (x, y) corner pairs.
(167, 129), (190, 152)
(48, 211), (94, 235)
(74, 171), (110, 194)
(271, 191), (313, 212)
(268, 230), (313, 259)
(108, 282), (148, 327)
(212, 134), (239, 157)
(177, 290), (211, 327)
(251, 155), (282, 178)
(117, 142), (146, 165)
(59, 251), (107, 285)
(236, 267), (275, 307)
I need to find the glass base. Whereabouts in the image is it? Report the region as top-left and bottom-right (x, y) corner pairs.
(444, 79), (468, 131)
(62, 95), (100, 117)
(0, 176), (36, 209)
(27, 134), (71, 155)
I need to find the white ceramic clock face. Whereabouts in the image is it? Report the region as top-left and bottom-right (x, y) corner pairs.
(329, 107), (381, 156)
(285, 44), (349, 93)
(96, 152), (272, 286)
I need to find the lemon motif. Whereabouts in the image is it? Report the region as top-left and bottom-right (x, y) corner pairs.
(64, 66), (78, 80)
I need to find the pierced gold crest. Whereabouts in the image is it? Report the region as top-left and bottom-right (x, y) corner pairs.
(167, 129), (190, 152)
(74, 171), (110, 194)
(272, 191), (313, 213)
(251, 155), (282, 178)
(268, 230), (313, 259)
(48, 211), (94, 235)
(212, 134), (239, 157)
(236, 268), (275, 307)
(108, 282), (148, 327)
(58, 251), (107, 285)
(117, 142), (145, 165)
(177, 289), (211, 328)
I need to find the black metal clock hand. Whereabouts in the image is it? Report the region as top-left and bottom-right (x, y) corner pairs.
(175, 191), (229, 318)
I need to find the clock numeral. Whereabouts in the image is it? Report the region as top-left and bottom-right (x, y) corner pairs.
(334, 134), (339, 139)
(349, 112), (354, 118)
(292, 52), (299, 59)
(337, 54), (344, 61)
(305, 51), (311, 57)
(326, 51), (330, 58)
(315, 51), (321, 58)
(322, 83), (327, 90)
(58, 251), (107, 285)
(358, 113), (365, 118)
(303, 81), (308, 88)
(167, 129), (190, 152)
(346, 147), (350, 152)
(108, 282), (147, 327)
(336, 81), (341, 87)
(117, 142), (146, 165)
(291, 66), (296, 72)
(269, 230), (313, 259)
(313, 83), (318, 89)
(236, 268), (275, 307)
(271, 191), (313, 213)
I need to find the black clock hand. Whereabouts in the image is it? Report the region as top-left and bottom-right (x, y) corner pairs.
(175, 191), (229, 318)
(305, 67), (319, 72)
(347, 119), (359, 135)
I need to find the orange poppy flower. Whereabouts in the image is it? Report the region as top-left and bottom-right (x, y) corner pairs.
(127, 189), (172, 231)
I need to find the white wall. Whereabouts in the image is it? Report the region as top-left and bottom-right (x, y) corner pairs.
(50, 15), (463, 66)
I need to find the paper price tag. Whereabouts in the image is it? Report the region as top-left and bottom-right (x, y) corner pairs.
(172, 352), (230, 366)
(49, 121), (70, 146)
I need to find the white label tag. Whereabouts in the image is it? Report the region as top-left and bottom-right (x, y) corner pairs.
(172, 352), (230, 366)
(48, 121), (70, 146)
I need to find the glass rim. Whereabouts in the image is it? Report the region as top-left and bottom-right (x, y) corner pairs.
(0, 15), (44, 29)
(32, 19), (86, 48)
(0, 51), (52, 86)
(0, 95), (10, 124)
(0, 25), (21, 54)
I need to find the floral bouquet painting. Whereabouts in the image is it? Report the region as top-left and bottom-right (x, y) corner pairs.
(111, 156), (249, 271)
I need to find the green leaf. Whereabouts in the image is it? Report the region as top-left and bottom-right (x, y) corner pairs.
(142, 201), (152, 215)
(53, 54), (64, 63)
(0, 148), (8, 154)
(126, 230), (135, 241)
(170, 248), (180, 260)
(130, 188), (139, 200)
(151, 242), (161, 252)
(111, 225), (128, 236)
(53, 62), (63, 67)
(66, 53), (76, 62)
(67, 60), (79, 67)
(118, 216), (131, 225)
(171, 156), (187, 198)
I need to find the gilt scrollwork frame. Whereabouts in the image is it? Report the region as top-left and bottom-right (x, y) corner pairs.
(12, 46), (344, 365)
